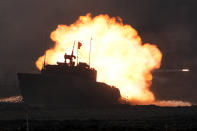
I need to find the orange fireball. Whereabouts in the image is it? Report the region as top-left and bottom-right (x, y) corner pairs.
(36, 13), (162, 105)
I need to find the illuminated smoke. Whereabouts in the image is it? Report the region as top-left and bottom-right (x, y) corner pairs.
(0, 95), (23, 103)
(153, 100), (192, 107)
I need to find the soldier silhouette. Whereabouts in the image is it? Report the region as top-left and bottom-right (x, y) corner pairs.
(64, 53), (76, 66)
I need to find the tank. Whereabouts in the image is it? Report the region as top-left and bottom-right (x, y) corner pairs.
(17, 47), (121, 106)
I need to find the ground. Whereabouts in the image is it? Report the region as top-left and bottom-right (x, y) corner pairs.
(0, 103), (197, 130)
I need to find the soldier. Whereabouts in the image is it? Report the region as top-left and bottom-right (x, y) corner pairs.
(64, 53), (76, 66)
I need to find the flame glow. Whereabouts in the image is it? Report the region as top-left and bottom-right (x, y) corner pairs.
(153, 100), (191, 107)
(0, 95), (23, 103)
(35, 13), (190, 106)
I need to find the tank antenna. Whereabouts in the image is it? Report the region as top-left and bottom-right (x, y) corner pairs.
(77, 41), (79, 65)
(72, 40), (76, 56)
(89, 37), (92, 67)
(43, 52), (46, 69)
(42, 32), (48, 70)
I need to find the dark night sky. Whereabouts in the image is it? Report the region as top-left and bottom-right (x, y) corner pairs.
(0, 0), (197, 103)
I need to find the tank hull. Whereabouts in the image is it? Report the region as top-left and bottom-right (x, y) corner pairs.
(17, 73), (121, 106)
